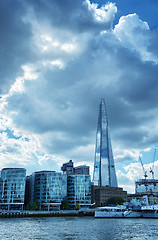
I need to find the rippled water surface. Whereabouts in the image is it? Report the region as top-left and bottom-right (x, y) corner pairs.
(0, 217), (158, 240)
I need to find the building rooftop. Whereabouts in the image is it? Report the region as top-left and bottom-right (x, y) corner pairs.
(136, 179), (158, 183)
(34, 170), (56, 174)
(2, 168), (26, 171)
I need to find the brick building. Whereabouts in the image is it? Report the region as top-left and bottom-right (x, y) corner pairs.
(91, 185), (127, 207)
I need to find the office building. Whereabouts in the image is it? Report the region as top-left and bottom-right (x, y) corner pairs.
(26, 171), (67, 211)
(91, 185), (127, 207)
(93, 99), (118, 187)
(67, 175), (91, 208)
(61, 160), (91, 208)
(0, 168), (26, 210)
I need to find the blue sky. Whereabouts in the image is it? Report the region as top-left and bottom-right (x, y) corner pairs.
(92, 0), (158, 29)
(0, 0), (158, 193)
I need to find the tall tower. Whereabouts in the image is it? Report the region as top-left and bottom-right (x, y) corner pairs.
(93, 99), (118, 187)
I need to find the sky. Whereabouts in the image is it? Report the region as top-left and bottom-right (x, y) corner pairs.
(0, 0), (158, 193)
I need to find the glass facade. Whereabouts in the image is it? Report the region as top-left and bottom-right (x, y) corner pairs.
(93, 99), (118, 187)
(0, 168), (26, 210)
(29, 171), (67, 211)
(67, 175), (91, 207)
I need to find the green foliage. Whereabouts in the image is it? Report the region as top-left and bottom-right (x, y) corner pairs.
(106, 197), (125, 206)
(27, 201), (39, 210)
(74, 203), (80, 210)
(60, 200), (70, 210)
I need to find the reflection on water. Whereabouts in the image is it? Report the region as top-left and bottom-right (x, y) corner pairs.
(0, 217), (158, 240)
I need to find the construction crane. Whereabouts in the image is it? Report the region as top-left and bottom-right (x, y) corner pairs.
(139, 156), (148, 180)
(139, 156), (148, 191)
(150, 148), (157, 179)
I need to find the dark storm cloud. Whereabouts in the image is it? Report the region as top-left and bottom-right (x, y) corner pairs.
(0, 0), (116, 94)
(0, 0), (33, 94)
(24, 0), (116, 33)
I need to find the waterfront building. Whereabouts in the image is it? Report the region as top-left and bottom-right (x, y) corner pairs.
(0, 168), (26, 210)
(93, 99), (118, 187)
(91, 185), (127, 207)
(67, 175), (91, 208)
(61, 160), (91, 208)
(26, 171), (67, 211)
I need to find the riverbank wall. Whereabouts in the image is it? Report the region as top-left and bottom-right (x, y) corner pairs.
(0, 210), (94, 218)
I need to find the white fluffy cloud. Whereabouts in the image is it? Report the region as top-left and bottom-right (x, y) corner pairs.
(85, 0), (117, 24)
(114, 14), (150, 60)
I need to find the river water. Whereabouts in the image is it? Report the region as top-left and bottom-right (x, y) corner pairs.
(0, 217), (158, 240)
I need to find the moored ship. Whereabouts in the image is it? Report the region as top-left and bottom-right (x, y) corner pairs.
(94, 204), (158, 218)
(94, 206), (126, 218)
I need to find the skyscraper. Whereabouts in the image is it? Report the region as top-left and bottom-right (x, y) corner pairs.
(93, 99), (118, 187)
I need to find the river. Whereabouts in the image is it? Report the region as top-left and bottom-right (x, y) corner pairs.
(0, 217), (158, 240)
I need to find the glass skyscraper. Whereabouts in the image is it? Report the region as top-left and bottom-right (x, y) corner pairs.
(93, 99), (118, 187)
(0, 168), (26, 210)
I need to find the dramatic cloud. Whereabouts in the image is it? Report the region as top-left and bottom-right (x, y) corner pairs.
(0, 0), (44, 95)
(0, 0), (158, 192)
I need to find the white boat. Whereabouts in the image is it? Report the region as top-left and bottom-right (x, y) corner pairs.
(123, 205), (158, 218)
(140, 205), (158, 218)
(94, 203), (158, 218)
(94, 206), (126, 218)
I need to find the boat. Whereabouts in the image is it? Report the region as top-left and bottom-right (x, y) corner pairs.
(123, 210), (141, 218)
(94, 206), (126, 218)
(140, 205), (158, 218)
(94, 200), (158, 218)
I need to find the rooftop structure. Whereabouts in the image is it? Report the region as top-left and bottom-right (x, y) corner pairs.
(61, 160), (74, 175)
(93, 99), (118, 187)
(61, 160), (90, 175)
(74, 165), (89, 175)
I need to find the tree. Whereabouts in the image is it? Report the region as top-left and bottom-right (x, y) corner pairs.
(106, 197), (125, 206)
(74, 203), (80, 210)
(60, 200), (70, 210)
(27, 201), (39, 210)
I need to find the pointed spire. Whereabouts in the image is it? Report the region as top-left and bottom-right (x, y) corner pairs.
(93, 99), (118, 187)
